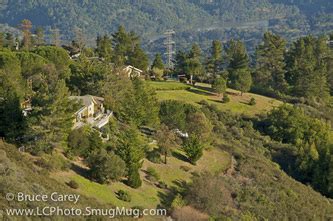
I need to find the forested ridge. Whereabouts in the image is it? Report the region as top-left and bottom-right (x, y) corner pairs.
(0, 0), (332, 55)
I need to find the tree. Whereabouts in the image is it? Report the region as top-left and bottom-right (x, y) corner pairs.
(112, 26), (132, 66)
(115, 124), (145, 188)
(226, 40), (252, 95)
(254, 32), (288, 93)
(0, 81), (26, 141)
(286, 36), (330, 101)
(73, 27), (86, 52)
(28, 65), (77, 154)
(155, 124), (177, 164)
(87, 150), (126, 184)
(159, 100), (187, 131)
(187, 44), (204, 84)
(5, 33), (15, 49)
(174, 50), (188, 75)
(20, 19), (32, 50)
(152, 53), (164, 70)
(128, 44), (149, 71)
(186, 112), (212, 144)
(33, 46), (71, 80)
(51, 28), (61, 47)
(182, 135), (204, 165)
(212, 77), (227, 96)
(96, 34), (112, 61)
(35, 27), (45, 46)
(206, 40), (223, 77)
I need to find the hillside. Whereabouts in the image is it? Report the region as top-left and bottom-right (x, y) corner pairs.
(0, 0), (332, 55)
(2, 83), (333, 219)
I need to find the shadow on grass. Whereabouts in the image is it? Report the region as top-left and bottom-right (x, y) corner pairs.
(193, 84), (215, 93)
(208, 99), (223, 104)
(186, 87), (213, 96)
(71, 163), (90, 179)
(157, 179), (188, 208)
(172, 150), (189, 163)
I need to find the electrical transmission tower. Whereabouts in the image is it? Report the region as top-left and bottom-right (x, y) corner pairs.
(164, 30), (175, 69)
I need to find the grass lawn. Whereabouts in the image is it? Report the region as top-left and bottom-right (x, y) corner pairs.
(148, 81), (283, 116)
(53, 147), (230, 209)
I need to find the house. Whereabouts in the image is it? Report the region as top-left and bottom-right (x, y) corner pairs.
(123, 65), (143, 78)
(69, 95), (112, 129)
(21, 98), (32, 117)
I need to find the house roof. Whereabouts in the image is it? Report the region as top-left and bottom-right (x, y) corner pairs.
(69, 95), (104, 108)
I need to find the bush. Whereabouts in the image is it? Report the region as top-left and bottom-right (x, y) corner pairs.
(87, 150), (126, 184)
(146, 167), (160, 182)
(127, 168), (142, 188)
(156, 181), (168, 189)
(222, 93), (230, 103)
(249, 97), (256, 106)
(182, 136), (204, 165)
(117, 190), (131, 202)
(67, 180), (79, 189)
(147, 149), (162, 164)
(171, 194), (186, 209)
(180, 165), (191, 172)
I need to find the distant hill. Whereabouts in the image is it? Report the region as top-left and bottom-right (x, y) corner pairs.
(0, 0), (332, 57)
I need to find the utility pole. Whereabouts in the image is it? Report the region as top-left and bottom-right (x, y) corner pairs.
(164, 30), (175, 69)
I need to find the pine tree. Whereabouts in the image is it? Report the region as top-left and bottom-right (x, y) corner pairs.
(51, 28), (61, 47)
(152, 53), (164, 70)
(96, 34), (112, 61)
(35, 27), (45, 46)
(128, 44), (149, 71)
(206, 40), (223, 77)
(226, 40), (252, 95)
(286, 36), (330, 101)
(20, 19), (32, 50)
(187, 43), (204, 83)
(255, 32), (288, 93)
(112, 26), (132, 66)
(174, 50), (187, 75)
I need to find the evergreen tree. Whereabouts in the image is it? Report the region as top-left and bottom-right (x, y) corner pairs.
(0, 69), (26, 141)
(174, 50), (187, 75)
(35, 27), (45, 46)
(128, 44), (149, 71)
(226, 40), (252, 95)
(51, 28), (61, 47)
(96, 34), (112, 61)
(28, 65), (76, 154)
(152, 53), (164, 70)
(255, 32), (288, 93)
(115, 124), (145, 188)
(187, 43), (204, 83)
(206, 40), (223, 77)
(286, 36), (330, 101)
(112, 26), (132, 66)
(5, 33), (14, 49)
(212, 77), (227, 96)
(20, 19), (32, 50)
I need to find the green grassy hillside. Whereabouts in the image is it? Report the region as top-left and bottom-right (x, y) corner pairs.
(149, 81), (282, 116)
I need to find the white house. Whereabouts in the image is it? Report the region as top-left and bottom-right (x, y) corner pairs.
(69, 95), (112, 129)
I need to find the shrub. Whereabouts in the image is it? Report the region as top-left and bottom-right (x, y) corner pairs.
(171, 194), (186, 209)
(249, 97), (256, 106)
(127, 168), (142, 188)
(222, 93), (230, 103)
(117, 190), (131, 202)
(180, 165), (191, 172)
(67, 180), (79, 189)
(182, 136), (204, 165)
(87, 150), (126, 184)
(156, 181), (168, 189)
(147, 149), (162, 164)
(146, 167), (160, 182)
